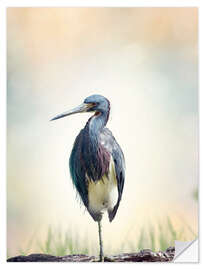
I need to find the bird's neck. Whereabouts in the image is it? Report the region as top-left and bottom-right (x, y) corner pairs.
(86, 111), (109, 136)
(84, 111), (110, 181)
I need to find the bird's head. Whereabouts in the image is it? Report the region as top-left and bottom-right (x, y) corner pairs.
(50, 94), (110, 121)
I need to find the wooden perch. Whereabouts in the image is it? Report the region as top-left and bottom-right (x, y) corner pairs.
(7, 247), (174, 262)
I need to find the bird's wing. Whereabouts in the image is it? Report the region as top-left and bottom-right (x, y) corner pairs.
(100, 128), (125, 222)
(69, 129), (89, 208)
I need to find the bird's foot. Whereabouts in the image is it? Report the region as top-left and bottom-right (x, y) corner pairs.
(98, 255), (104, 262)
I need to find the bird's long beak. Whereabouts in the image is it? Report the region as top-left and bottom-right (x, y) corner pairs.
(50, 103), (93, 121)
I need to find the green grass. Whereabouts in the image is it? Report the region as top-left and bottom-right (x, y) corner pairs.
(36, 227), (90, 256)
(112, 216), (196, 254)
(18, 230), (37, 256)
(193, 188), (198, 201)
(15, 216), (197, 257)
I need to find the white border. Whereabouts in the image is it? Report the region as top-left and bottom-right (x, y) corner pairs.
(0, 0), (202, 269)
(0, 0), (7, 266)
(0, 0), (201, 7)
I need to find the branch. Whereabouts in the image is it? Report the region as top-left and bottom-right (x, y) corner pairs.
(7, 247), (174, 262)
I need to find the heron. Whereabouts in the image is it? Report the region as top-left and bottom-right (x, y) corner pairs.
(51, 94), (125, 261)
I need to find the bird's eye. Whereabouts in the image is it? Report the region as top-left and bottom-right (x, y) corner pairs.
(91, 102), (97, 106)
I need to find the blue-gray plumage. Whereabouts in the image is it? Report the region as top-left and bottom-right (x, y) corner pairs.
(51, 94), (125, 261)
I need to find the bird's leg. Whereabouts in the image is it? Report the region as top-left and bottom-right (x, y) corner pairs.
(98, 220), (104, 262)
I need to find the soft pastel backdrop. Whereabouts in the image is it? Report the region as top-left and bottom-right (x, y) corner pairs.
(7, 7), (198, 256)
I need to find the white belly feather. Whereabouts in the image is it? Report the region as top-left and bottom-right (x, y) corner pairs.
(87, 157), (118, 214)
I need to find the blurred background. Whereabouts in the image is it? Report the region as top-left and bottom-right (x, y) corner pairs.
(7, 7), (198, 257)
